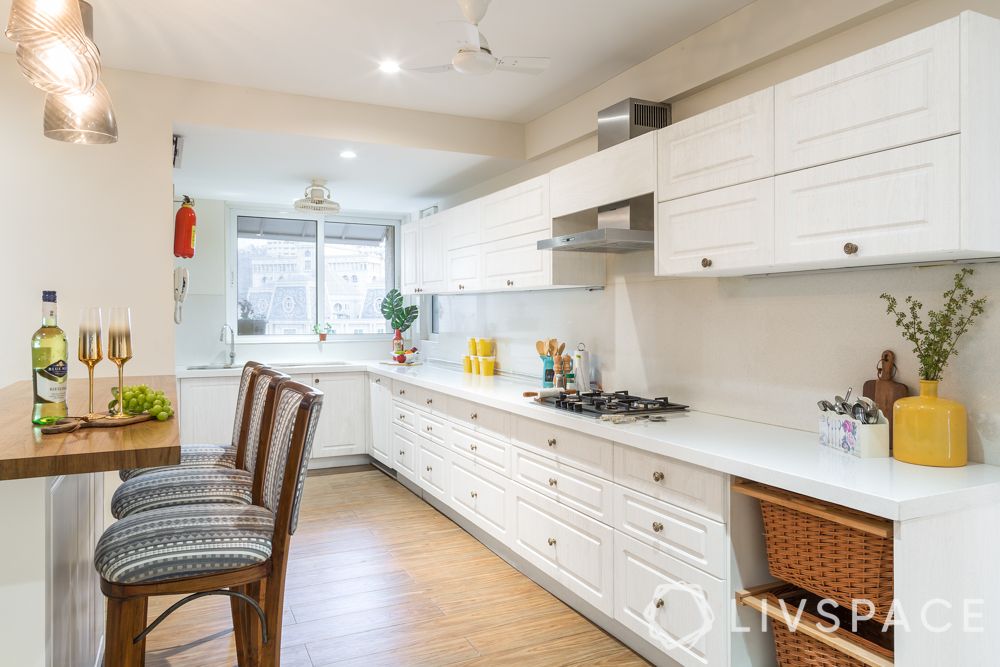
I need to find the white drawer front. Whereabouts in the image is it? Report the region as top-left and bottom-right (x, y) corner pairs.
(511, 445), (613, 525)
(614, 533), (726, 667)
(774, 136), (960, 267)
(512, 483), (614, 615)
(511, 416), (613, 479)
(613, 446), (725, 522)
(775, 17), (959, 172)
(415, 411), (448, 445)
(448, 454), (480, 518)
(391, 426), (417, 481)
(614, 485), (726, 578)
(658, 87), (774, 201)
(417, 438), (449, 501)
(446, 397), (509, 440)
(392, 401), (417, 432)
(392, 382), (444, 412)
(450, 454), (512, 542)
(656, 179), (774, 277)
(448, 424), (509, 477)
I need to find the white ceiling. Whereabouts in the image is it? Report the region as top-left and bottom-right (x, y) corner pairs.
(0, 0), (754, 123)
(172, 124), (521, 211)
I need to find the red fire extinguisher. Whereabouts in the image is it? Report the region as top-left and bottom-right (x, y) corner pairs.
(173, 196), (197, 258)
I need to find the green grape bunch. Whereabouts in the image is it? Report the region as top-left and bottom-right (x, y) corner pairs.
(109, 384), (175, 421)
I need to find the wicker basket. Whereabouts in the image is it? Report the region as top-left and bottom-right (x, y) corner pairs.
(734, 480), (894, 623)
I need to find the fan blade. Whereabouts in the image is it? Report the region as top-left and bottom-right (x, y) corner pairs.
(495, 56), (550, 74)
(457, 0), (491, 25)
(405, 64), (455, 74)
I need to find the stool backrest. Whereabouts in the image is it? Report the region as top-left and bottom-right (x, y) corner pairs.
(242, 367), (289, 474)
(231, 361), (265, 467)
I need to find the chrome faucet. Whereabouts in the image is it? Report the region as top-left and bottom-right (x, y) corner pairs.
(220, 324), (236, 367)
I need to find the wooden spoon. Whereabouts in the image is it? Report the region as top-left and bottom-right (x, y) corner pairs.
(557, 342), (566, 356)
(548, 338), (557, 357)
(535, 340), (545, 356)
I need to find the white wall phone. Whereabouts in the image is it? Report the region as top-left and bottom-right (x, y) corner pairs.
(173, 266), (189, 324)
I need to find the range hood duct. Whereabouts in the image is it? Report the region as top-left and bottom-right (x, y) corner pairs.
(540, 98), (670, 254)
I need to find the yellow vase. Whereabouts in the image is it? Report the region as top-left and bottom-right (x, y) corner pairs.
(893, 380), (967, 467)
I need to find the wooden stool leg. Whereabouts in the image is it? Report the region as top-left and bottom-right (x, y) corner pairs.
(259, 576), (287, 667)
(106, 595), (148, 667)
(242, 581), (264, 667)
(231, 585), (248, 666)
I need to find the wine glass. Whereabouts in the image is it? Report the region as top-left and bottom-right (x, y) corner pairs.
(107, 307), (133, 419)
(77, 307), (103, 419)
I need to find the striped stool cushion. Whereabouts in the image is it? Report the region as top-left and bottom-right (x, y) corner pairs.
(119, 443), (237, 481)
(95, 504), (274, 585)
(111, 467), (253, 519)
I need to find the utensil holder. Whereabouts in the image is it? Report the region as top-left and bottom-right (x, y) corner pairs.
(819, 411), (889, 458)
(540, 356), (554, 388)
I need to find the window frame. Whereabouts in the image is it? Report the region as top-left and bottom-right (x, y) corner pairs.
(225, 203), (402, 343)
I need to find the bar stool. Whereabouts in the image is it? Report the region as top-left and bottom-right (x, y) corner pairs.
(109, 368), (288, 519)
(95, 378), (323, 667)
(119, 361), (265, 481)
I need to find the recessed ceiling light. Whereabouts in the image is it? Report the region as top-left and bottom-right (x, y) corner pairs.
(378, 60), (401, 74)
(339, 150), (357, 159)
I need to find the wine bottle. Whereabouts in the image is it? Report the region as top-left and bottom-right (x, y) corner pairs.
(31, 290), (68, 425)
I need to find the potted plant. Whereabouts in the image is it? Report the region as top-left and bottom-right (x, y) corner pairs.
(237, 299), (267, 335)
(880, 268), (986, 467)
(313, 323), (333, 342)
(380, 289), (419, 363)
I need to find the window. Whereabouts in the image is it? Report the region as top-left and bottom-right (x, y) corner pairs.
(231, 208), (399, 338)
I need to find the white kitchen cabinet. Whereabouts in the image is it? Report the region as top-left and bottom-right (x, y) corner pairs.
(449, 454), (512, 542)
(400, 219), (420, 295)
(511, 415), (614, 479)
(482, 230), (552, 290)
(444, 200), (482, 250)
(417, 437), (449, 502)
(550, 133), (656, 217)
(307, 373), (369, 459)
(511, 445), (613, 525)
(445, 244), (483, 292)
(446, 397), (509, 440)
(481, 175), (550, 242)
(614, 532), (726, 667)
(448, 423), (510, 477)
(658, 88), (774, 201)
(656, 179), (774, 277)
(391, 425), (418, 482)
(178, 375), (241, 445)
(775, 17), (960, 173)
(774, 136), (960, 268)
(613, 445), (726, 522)
(511, 482), (615, 615)
(417, 214), (447, 293)
(368, 376), (391, 466)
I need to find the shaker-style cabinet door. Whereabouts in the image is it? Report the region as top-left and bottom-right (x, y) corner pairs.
(310, 373), (369, 459)
(400, 220), (421, 294)
(368, 376), (391, 466)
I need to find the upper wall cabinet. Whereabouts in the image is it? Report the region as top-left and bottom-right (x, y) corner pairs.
(774, 18), (960, 173)
(400, 219), (421, 294)
(549, 133), (655, 217)
(657, 88), (774, 201)
(482, 176), (549, 242)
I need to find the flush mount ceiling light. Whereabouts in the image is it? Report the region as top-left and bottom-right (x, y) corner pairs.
(378, 60), (400, 74)
(6, 0), (101, 95)
(294, 179), (341, 213)
(339, 149), (357, 159)
(40, 0), (117, 144)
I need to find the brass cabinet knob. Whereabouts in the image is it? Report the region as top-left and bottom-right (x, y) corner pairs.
(375, 378), (381, 384)
(425, 425), (432, 432)
(314, 378), (320, 385)
(459, 284), (465, 290)
(547, 438), (557, 447)
(398, 450), (405, 455)
(701, 257), (713, 268)
(652, 471), (665, 482)
(470, 491), (478, 499)
(426, 398), (433, 405)
(548, 478), (558, 487)
(398, 414), (405, 420)
(655, 598), (665, 609)
(506, 279), (514, 286)
(652, 521), (664, 533)
(844, 242), (859, 255)
(547, 537), (557, 546)
(399, 389), (406, 395)
(470, 412), (478, 420)
(470, 444), (477, 451)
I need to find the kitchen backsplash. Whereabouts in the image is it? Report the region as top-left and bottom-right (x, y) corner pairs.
(426, 253), (1000, 465)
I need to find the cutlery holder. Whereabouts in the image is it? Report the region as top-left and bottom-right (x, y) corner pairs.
(819, 411), (889, 458)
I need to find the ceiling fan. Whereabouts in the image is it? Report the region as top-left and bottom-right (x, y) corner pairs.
(407, 0), (550, 76)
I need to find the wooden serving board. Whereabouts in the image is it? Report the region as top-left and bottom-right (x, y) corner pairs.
(862, 350), (909, 445)
(41, 413), (155, 435)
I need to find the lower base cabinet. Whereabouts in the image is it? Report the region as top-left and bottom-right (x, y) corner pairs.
(391, 426), (418, 482)
(449, 454), (512, 542)
(614, 532), (727, 667)
(417, 438), (449, 501)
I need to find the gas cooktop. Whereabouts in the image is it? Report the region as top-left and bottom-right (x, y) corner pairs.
(537, 390), (688, 418)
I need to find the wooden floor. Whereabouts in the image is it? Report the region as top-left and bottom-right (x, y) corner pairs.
(144, 466), (648, 666)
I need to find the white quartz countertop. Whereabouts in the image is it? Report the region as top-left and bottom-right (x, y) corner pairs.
(176, 362), (369, 379)
(365, 363), (1000, 522)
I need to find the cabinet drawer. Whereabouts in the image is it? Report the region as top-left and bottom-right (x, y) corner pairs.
(448, 424), (509, 476)
(550, 133), (655, 218)
(391, 426), (417, 481)
(656, 179), (774, 277)
(392, 401), (417, 433)
(774, 136), (960, 267)
(613, 446), (725, 522)
(775, 17), (959, 172)
(417, 438), (449, 501)
(415, 411), (448, 445)
(450, 454), (511, 542)
(614, 485), (726, 578)
(446, 397), (509, 440)
(658, 87), (774, 201)
(393, 382), (445, 412)
(511, 416), (613, 479)
(511, 445), (612, 525)
(511, 483), (614, 615)
(614, 533), (726, 667)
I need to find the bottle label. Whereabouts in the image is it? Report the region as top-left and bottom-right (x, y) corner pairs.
(34, 360), (67, 404)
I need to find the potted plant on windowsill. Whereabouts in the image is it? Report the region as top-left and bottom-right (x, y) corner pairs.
(237, 299), (267, 335)
(880, 268), (987, 467)
(380, 289), (419, 363)
(313, 323), (334, 342)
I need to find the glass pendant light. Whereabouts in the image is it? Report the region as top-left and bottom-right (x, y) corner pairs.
(6, 0), (100, 94)
(41, 0), (117, 144)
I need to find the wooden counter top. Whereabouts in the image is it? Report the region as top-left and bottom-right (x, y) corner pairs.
(0, 374), (180, 481)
